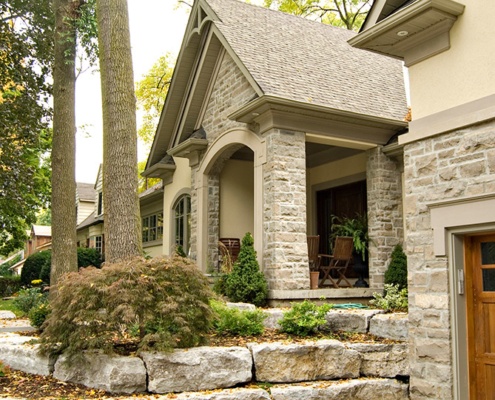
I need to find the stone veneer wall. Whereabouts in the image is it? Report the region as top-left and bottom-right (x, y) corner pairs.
(366, 147), (404, 289)
(403, 119), (495, 399)
(262, 128), (309, 290)
(189, 51), (257, 265)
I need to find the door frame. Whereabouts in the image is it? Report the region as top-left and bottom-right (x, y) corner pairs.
(448, 224), (495, 400)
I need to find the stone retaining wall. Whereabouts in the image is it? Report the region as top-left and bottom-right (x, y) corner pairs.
(0, 310), (409, 397)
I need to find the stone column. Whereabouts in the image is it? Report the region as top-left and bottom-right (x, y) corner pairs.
(366, 146), (404, 289)
(207, 174), (220, 270)
(262, 128), (309, 290)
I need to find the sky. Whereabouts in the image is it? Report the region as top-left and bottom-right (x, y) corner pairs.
(75, 0), (190, 183)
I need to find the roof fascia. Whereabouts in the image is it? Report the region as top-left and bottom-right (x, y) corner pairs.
(361, 0), (388, 31)
(229, 95), (407, 146)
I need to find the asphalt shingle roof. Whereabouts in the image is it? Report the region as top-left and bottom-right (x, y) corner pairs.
(206, 0), (407, 121)
(77, 182), (96, 202)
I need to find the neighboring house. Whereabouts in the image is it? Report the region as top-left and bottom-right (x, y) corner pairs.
(76, 182), (96, 225)
(26, 225), (52, 256)
(350, 0), (494, 399)
(143, 0), (408, 301)
(76, 165), (165, 258)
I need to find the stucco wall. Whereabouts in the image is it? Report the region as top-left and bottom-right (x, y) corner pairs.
(219, 159), (254, 239)
(408, 1), (495, 119)
(163, 157), (191, 256)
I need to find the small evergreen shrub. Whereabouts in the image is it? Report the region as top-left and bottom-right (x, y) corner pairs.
(13, 287), (47, 314)
(370, 283), (408, 312)
(384, 244), (408, 289)
(20, 250), (51, 286)
(28, 302), (50, 329)
(224, 233), (268, 307)
(210, 300), (266, 336)
(39, 256), (214, 359)
(0, 275), (21, 297)
(279, 300), (333, 336)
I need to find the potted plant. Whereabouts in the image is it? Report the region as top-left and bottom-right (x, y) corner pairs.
(330, 213), (370, 287)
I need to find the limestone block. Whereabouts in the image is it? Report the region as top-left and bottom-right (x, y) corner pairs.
(369, 313), (408, 340)
(54, 353), (146, 394)
(226, 302), (256, 311)
(322, 309), (384, 333)
(0, 341), (55, 376)
(262, 308), (284, 329)
(0, 332), (36, 344)
(0, 310), (16, 319)
(172, 388), (271, 399)
(249, 340), (360, 383)
(141, 347), (252, 393)
(270, 378), (409, 400)
(348, 343), (409, 377)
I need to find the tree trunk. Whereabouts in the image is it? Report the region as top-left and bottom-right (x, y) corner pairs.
(50, 0), (78, 293)
(97, 0), (142, 263)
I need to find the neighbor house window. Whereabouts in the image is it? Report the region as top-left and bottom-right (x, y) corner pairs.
(142, 212), (163, 243)
(95, 235), (103, 254)
(97, 192), (103, 215)
(174, 195), (191, 254)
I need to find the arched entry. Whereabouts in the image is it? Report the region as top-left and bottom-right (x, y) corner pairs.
(196, 128), (266, 271)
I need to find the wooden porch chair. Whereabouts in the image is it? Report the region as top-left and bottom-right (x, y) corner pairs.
(307, 235), (320, 270)
(318, 236), (354, 288)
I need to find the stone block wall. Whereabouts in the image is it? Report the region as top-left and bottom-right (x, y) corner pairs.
(262, 128), (309, 290)
(403, 119), (495, 399)
(366, 146), (404, 289)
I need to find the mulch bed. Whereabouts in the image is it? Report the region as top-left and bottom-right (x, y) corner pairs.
(1, 329), (396, 399)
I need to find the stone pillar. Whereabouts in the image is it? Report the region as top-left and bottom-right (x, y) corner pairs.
(366, 146), (404, 289)
(262, 128), (309, 290)
(207, 174), (220, 270)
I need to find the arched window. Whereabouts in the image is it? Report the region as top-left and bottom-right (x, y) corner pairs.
(174, 195), (191, 254)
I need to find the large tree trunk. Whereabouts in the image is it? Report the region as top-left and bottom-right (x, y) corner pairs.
(97, 0), (142, 263)
(50, 0), (78, 292)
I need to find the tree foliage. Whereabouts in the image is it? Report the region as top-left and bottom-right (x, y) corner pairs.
(135, 54), (174, 146)
(39, 256), (214, 358)
(0, 0), (53, 255)
(264, 0), (371, 31)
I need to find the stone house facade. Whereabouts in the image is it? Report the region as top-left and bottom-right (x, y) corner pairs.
(351, 0), (495, 398)
(144, 0), (408, 303)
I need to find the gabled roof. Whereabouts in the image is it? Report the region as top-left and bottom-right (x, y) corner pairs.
(147, 0), (407, 169)
(32, 225), (51, 237)
(76, 211), (104, 231)
(76, 182), (96, 202)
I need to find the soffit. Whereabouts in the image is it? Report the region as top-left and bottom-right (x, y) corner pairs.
(349, 0), (465, 66)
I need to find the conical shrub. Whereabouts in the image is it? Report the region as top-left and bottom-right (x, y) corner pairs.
(384, 244), (408, 289)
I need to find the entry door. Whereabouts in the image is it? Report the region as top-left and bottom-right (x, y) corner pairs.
(466, 234), (495, 400)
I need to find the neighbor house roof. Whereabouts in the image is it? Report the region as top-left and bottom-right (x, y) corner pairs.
(206, 0), (406, 121)
(32, 225), (51, 237)
(76, 182), (96, 202)
(76, 211), (104, 231)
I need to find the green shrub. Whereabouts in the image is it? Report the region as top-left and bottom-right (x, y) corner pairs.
(384, 244), (408, 289)
(13, 287), (47, 314)
(224, 233), (268, 307)
(0, 254), (21, 276)
(20, 250), (51, 286)
(279, 300), (333, 336)
(39, 247), (103, 285)
(210, 300), (266, 336)
(39, 256), (214, 359)
(0, 275), (22, 297)
(77, 247), (103, 268)
(369, 283), (408, 312)
(212, 273), (228, 297)
(28, 302), (50, 329)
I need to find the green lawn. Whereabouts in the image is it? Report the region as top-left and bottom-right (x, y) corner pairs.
(0, 298), (25, 317)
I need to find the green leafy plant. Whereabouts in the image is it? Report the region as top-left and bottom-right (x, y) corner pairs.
(28, 302), (51, 329)
(369, 283), (408, 312)
(0, 275), (21, 297)
(0, 361), (10, 377)
(384, 244), (408, 289)
(330, 214), (369, 260)
(210, 299), (266, 336)
(224, 233), (268, 307)
(39, 256), (214, 359)
(13, 287), (47, 315)
(279, 300), (333, 336)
